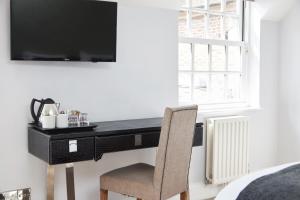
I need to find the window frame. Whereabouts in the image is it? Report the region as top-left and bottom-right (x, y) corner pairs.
(178, 0), (250, 110)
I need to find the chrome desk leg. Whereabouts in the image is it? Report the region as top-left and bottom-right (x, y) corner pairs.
(47, 165), (55, 200)
(66, 163), (75, 200)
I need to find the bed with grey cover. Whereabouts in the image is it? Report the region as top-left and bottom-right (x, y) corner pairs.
(216, 162), (300, 200)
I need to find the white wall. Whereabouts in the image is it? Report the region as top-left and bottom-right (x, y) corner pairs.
(0, 0), (282, 199)
(0, 2), (178, 200)
(117, 0), (180, 10)
(278, 1), (300, 163)
(255, 20), (280, 167)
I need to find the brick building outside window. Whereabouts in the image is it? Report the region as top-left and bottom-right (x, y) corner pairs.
(178, 0), (249, 109)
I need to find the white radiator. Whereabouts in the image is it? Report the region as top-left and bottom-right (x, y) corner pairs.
(206, 116), (249, 185)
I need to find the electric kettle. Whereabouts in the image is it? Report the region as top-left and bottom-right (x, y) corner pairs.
(30, 98), (59, 123)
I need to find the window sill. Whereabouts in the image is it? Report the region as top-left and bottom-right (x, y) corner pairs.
(179, 101), (262, 119)
(195, 106), (261, 121)
(199, 105), (261, 114)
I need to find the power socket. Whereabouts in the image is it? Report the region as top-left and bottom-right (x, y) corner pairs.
(17, 188), (31, 200)
(0, 188), (31, 200)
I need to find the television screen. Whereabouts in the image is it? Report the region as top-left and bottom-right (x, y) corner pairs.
(11, 0), (117, 62)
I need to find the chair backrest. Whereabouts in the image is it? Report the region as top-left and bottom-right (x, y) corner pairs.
(153, 105), (198, 200)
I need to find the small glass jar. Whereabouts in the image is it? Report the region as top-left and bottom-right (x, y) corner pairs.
(79, 113), (89, 126)
(68, 114), (79, 126)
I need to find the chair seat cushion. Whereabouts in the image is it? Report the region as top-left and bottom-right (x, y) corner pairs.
(100, 163), (156, 199)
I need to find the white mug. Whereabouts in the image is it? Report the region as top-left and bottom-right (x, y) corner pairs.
(41, 115), (56, 129)
(56, 114), (69, 128)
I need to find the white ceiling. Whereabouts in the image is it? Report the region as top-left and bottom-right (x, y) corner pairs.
(115, 0), (296, 21)
(257, 0), (296, 21)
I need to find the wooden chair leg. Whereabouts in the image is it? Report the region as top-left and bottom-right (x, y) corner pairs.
(100, 189), (108, 200)
(180, 191), (190, 200)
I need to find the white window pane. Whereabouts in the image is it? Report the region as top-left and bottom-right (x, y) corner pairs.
(194, 44), (209, 71)
(225, 0), (237, 14)
(209, 0), (221, 12)
(228, 46), (241, 71)
(211, 74), (225, 102)
(179, 43), (192, 70)
(178, 10), (189, 37)
(226, 74), (241, 101)
(211, 45), (226, 71)
(193, 74), (209, 103)
(179, 73), (192, 102)
(208, 15), (222, 40)
(192, 0), (206, 9)
(191, 12), (206, 38)
(178, 0), (246, 106)
(224, 16), (240, 41)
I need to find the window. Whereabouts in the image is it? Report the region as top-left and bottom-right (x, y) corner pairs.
(178, 0), (248, 109)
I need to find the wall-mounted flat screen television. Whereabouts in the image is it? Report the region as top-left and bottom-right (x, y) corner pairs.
(11, 0), (117, 62)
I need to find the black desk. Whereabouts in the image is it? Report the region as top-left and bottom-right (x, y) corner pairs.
(28, 118), (203, 200)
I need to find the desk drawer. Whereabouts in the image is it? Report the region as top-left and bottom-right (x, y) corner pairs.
(95, 131), (160, 156)
(95, 134), (135, 154)
(50, 137), (94, 165)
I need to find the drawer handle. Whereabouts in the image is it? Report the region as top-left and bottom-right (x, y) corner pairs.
(69, 140), (77, 153)
(135, 135), (142, 146)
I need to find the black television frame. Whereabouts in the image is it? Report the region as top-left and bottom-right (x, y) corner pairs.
(10, 0), (118, 63)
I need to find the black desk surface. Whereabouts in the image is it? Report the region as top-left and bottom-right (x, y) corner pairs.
(94, 118), (163, 134)
(28, 118), (203, 164)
